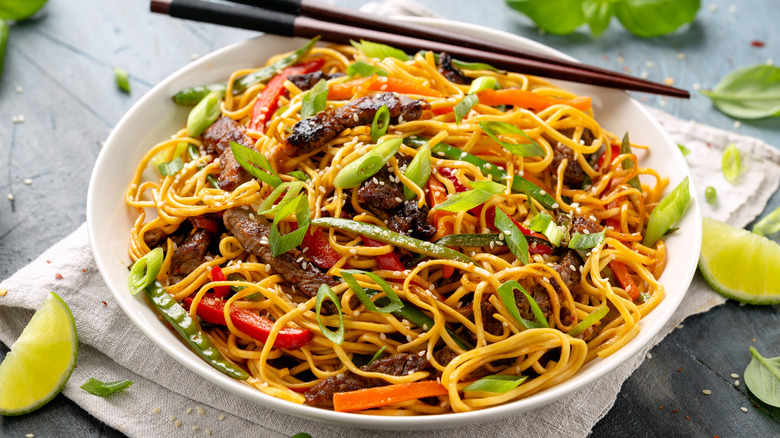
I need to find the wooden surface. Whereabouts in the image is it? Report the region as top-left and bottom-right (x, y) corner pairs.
(1, 0), (779, 436)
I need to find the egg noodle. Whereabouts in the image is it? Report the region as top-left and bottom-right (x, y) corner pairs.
(126, 42), (668, 414)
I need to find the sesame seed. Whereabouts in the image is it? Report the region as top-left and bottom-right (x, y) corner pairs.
(265, 264), (271, 273)
(192, 425), (200, 431)
(380, 84), (388, 90)
(551, 203), (559, 208)
(709, 4), (718, 12)
(7, 194), (14, 201)
(353, 113), (359, 122)
(664, 77), (675, 85)
(319, 186), (326, 193)
(218, 413), (225, 421)
(169, 416), (176, 421)
(740, 407), (748, 413)
(640, 71), (648, 79)
(186, 408), (192, 414)
(205, 429), (212, 435)
(26, 435), (34, 438)
(733, 121), (741, 129)
(728, 5), (737, 13)
(380, 332), (387, 340)
(731, 373), (739, 379)
(646, 352), (652, 359)
(676, 52), (686, 60)
(485, 163), (492, 169)
(538, 190), (546, 196)
(353, 310), (360, 316)
(349, 248), (357, 255)
(15, 86), (23, 93)
(296, 256), (304, 263)
(406, 335), (413, 342)
(735, 380), (740, 386)
(393, 270), (401, 276)
(174, 420), (182, 428)
(395, 197), (402, 203)
(702, 389), (712, 395)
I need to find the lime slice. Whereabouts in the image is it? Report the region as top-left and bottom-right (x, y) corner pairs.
(699, 217), (780, 305)
(0, 292), (78, 415)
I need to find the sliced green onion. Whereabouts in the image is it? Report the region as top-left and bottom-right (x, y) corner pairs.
(677, 143), (691, 156)
(288, 170), (311, 182)
(257, 181), (305, 215)
(187, 144), (219, 189)
(496, 280), (548, 329)
(351, 40), (409, 61)
(366, 346), (386, 365)
(269, 194), (310, 257)
(114, 67), (130, 93)
(316, 284), (344, 345)
(479, 121), (545, 157)
(403, 144), (431, 200)
(463, 374), (528, 393)
(568, 229), (605, 250)
(128, 247), (164, 295)
(568, 306), (610, 337)
(371, 104), (390, 142)
(229, 141), (283, 188)
(374, 296), (471, 350)
(301, 78), (329, 119)
(752, 206), (780, 237)
(157, 157), (184, 177)
(340, 270), (403, 313)
(346, 60), (389, 78)
(468, 76), (498, 94)
(620, 133), (641, 191)
(528, 213), (564, 246)
(705, 186), (717, 204)
(311, 217), (473, 264)
(186, 90), (223, 137)
(453, 94), (479, 124)
(494, 209), (529, 264)
(643, 176), (691, 247)
(333, 137), (402, 189)
(81, 378), (133, 397)
(429, 53), (504, 73)
(433, 180), (505, 212)
(722, 143), (741, 183)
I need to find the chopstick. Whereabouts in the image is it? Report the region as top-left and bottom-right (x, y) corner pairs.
(150, 0), (690, 98)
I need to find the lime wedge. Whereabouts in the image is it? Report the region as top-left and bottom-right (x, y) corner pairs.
(699, 217), (780, 305)
(0, 292), (78, 415)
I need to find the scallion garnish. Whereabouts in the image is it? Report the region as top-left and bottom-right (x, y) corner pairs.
(620, 133), (641, 191)
(316, 284), (345, 345)
(433, 180), (505, 212)
(643, 176), (690, 247)
(301, 78), (329, 119)
(371, 104), (390, 142)
(128, 247), (164, 295)
(496, 280), (549, 330)
(333, 137), (402, 189)
(528, 213), (564, 246)
(366, 346), (386, 366)
(567, 306), (610, 337)
(157, 157), (184, 177)
(677, 143), (691, 156)
(752, 206), (780, 237)
(340, 270), (404, 313)
(479, 121), (546, 157)
(722, 143), (741, 183)
(402, 143), (431, 200)
(114, 67), (130, 93)
(229, 140), (283, 187)
(257, 181), (305, 215)
(346, 60), (389, 78)
(81, 378), (133, 397)
(429, 53), (505, 73)
(268, 194), (310, 257)
(351, 40), (410, 61)
(493, 209), (530, 264)
(288, 170), (311, 181)
(568, 229), (606, 250)
(453, 77), (499, 124)
(462, 374), (528, 393)
(186, 90), (223, 137)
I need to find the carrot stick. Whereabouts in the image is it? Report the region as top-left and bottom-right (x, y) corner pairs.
(327, 76), (443, 101)
(477, 88), (592, 112)
(609, 260), (640, 300)
(333, 381), (448, 412)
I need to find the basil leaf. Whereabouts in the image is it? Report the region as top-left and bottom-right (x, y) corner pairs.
(340, 270), (404, 314)
(367, 346), (386, 366)
(744, 347), (780, 408)
(301, 78), (329, 119)
(288, 170), (311, 181)
(114, 67), (130, 93)
(701, 65), (780, 120)
(505, 0), (586, 35)
(479, 121), (546, 157)
(80, 378), (133, 397)
(494, 209), (530, 264)
(582, 0), (614, 37)
(454, 94), (479, 124)
(157, 157), (184, 177)
(346, 60), (389, 78)
(568, 229), (605, 249)
(433, 180), (505, 212)
(613, 0), (700, 38)
(0, 0), (48, 21)
(316, 284), (345, 345)
(568, 305), (609, 337)
(229, 141), (283, 187)
(269, 194), (310, 257)
(497, 280), (548, 329)
(351, 40), (409, 61)
(463, 374), (528, 393)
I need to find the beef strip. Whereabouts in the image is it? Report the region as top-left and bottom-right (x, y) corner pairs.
(201, 116), (258, 191)
(222, 207), (338, 300)
(169, 228), (212, 282)
(571, 215), (604, 235)
(550, 141), (585, 187)
(288, 71), (345, 92)
(438, 52), (470, 85)
(552, 249), (583, 294)
(286, 92), (430, 154)
(305, 353), (432, 406)
(433, 346), (459, 366)
(389, 201), (436, 239)
(143, 228), (168, 249)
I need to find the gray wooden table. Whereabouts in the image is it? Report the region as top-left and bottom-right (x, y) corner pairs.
(1, 0), (779, 436)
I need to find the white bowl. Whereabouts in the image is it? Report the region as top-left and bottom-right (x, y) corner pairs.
(87, 17), (701, 430)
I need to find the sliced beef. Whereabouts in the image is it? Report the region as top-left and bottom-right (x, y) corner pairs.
(438, 52), (470, 85)
(305, 353), (431, 407)
(550, 141), (585, 187)
(170, 228), (212, 281)
(433, 347), (459, 366)
(389, 201), (436, 240)
(286, 92), (430, 154)
(571, 215), (604, 236)
(457, 300), (504, 346)
(515, 285), (552, 322)
(288, 71), (345, 92)
(357, 165), (405, 219)
(201, 116), (258, 191)
(222, 207), (338, 300)
(552, 249), (583, 293)
(143, 228), (168, 249)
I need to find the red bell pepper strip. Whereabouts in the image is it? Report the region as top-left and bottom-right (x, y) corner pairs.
(191, 215), (219, 233)
(597, 142), (622, 171)
(363, 237), (405, 271)
(184, 294), (313, 349)
(208, 266), (231, 299)
(333, 380), (448, 412)
(476, 88), (592, 112)
(609, 260), (640, 300)
(301, 227), (342, 270)
(248, 59), (324, 132)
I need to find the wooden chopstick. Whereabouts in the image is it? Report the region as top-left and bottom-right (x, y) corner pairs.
(150, 0), (690, 98)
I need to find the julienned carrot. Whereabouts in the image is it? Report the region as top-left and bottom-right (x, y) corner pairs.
(333, 381), (448, 412)
(327, 77), (368, 100)
(476, 88), (592, 112)
(327, 75), (443, 101)
(609, 260), (640, 300)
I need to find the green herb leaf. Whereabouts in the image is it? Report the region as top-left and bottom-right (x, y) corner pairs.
(582, 0), (614, 37)
(288, 170), (311, 181)
(268, 194), (310, 257)
(301, 78), (329, 119)
(316, 284), (345, 345)
(371, 104), (390, 142)
(0, 0), (48, 21)
(480, 121), (546, 157)
(463, 374), (528, 393)
(505, 0), (586, 35)
(433, 180), (505, 212)
(705, 186), (717, 204)
(701, 65), (780, 119)
(367, 346), (386, 366)
(744, 346), (780, 408)
(722, 143), (741, 183)
(753, 206), (780, 237)
(497, 280), (549, 329)
(643, 176), (690, 247)
(569, 229), (605, 250)
(677, 143), (691, 156)
(128, 248), (164, 295)
(613, 0), (700, 38)
(229, 141), (283, 188)
(351, 40), (410, 61)
(340, 270), (404, 313)
(333, 137), (402, 189)
(80, 378), (133, 397)
(186, 90), (223, 137)
(403, 143), (431, 200)
(454, 94), (479, 124)
(346, 60), (389, 78)
(567, 305), (609, 337)
(494, 209), (530, 264)
(157, 157), (184, 177)
(114, 67), (130, 93)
